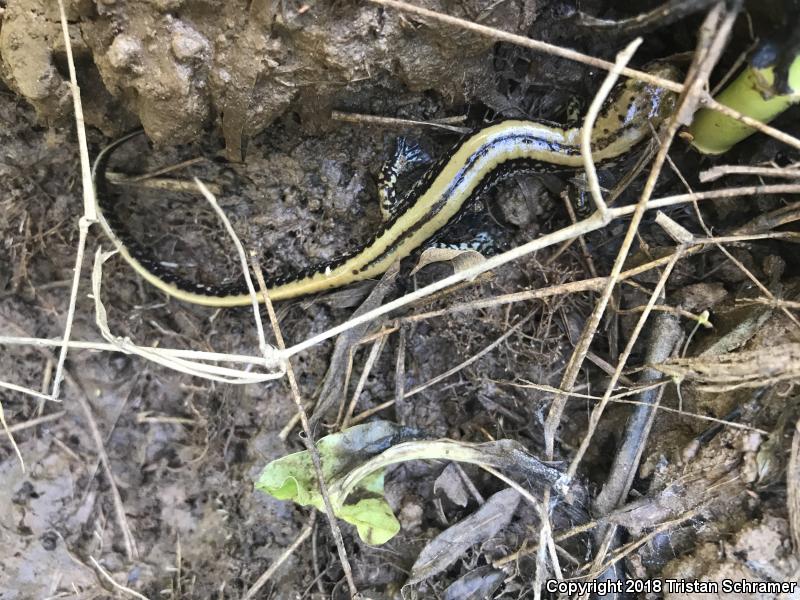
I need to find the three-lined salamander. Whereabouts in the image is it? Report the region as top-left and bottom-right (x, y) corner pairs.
(92, 63), (678, 306)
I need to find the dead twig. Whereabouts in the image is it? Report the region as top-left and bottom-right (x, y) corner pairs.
(566, 249), (683, 480)
(331, 110), (470, 134)
(50, 0), (96, 403)
(106, 172), (222, 195)
(251, 262), (359, 599)
(242, 514), (316, 600)
(369, 0), (683, 92)
(341, 334), (388, 428)
(404, 312), (534, 399)
(0, 410), (66, 435)
(497, 379), (767, 434)
(590, 314), (682, 583)
(90, 556), (149, 600)
(194, 180), (359, 597)
(652, 343), (800, 391)
(72, 374), (139, 561)
(575, 0), (718, 33)
(700, 163), (800, 183)
(480, 464), (563, 583)
(616, 303), (712, 327)
(573, 4), (741, 585)
(0, 403), (24, 471)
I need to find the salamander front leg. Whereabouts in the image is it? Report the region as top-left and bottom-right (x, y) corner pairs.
(564, 95), (585, 129)
(568, 173), (594, 218)
(377, 138), (431, 221)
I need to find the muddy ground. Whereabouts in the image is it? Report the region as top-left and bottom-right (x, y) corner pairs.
(2, 0), (800, 599)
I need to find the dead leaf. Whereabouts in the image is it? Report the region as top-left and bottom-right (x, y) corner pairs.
(410, 246), (486, 277)
(311, 262), (399, 425)
(406, 488), (520, 586)
(674, 282), (728, 311)
(442, 565), (506, 600)
(652, 342), (800, 391)
(434, 463), (469, 507)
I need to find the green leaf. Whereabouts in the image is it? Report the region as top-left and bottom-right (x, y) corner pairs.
(255, 421), (411, 545)
(337, 490), (400, 545)
(255, 420), (565, 546)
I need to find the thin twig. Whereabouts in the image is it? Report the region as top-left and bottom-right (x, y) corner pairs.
(498, 379), (767, 433)
(594, 313), (682, 514)
(0, 336), (278, 368)
(1, 410), (66, 435)
(250, 263), (359, 599)
(573, 2), (741, 582)
(368, 0), (683, 92)
(0, 379), (56, 402)
(331, 110), (469, 133)
(573, 250), (680, 583)
(91, 251), (286, 382)
(579, 505), (708, 580)
(664, 113), (800, 331)
(348, 398), (397, 426)
(740, 297), (800, 311)
(545, 7), (737, 588)
(580, 39), (643, 218)
(0, 403), (24, 471)
(543, 36), (666, 459)
(107, 172), (222, 195)
(616, 304), (711, 327)
(699, 164), (800, 183)
(348, 313), (533, 425)
(558, 191), (598, 278)
(709, 39), (757, 96)
(51, 0), (96, 402)
(193, 178), (274, 361)
(90, 557), (149, 600)
(480, 465), (563, 581)
(341, 335), (387, 428)
(87, 178), (286, 385)
(701, 93), (800, 153)
(73, 375), (139, 561)
(404, 312), (534, 398)
(127, 156), (207, 182)
(242, 515), (316, 600)
(539, 38), (649, 597)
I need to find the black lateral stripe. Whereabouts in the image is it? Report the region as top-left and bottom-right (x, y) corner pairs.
(359, 131), (578, 271)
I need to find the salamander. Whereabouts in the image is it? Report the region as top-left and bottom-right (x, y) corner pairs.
(92, 63), (678, 306)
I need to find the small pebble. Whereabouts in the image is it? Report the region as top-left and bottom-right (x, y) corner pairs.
(107, 34), (142, 69)
(170, 23), (209, 61)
